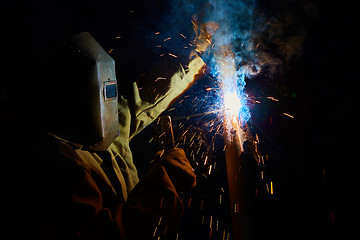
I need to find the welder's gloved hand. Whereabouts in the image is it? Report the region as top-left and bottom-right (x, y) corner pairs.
(191, 15), (219, 64)
(193, 20), (218, 52)
(123, 148), (195, 239)
(154, 148), (196, 191)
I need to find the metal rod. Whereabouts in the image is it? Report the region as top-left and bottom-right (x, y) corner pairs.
(159, 115), (176, 150)
(224, 114), (250, 240)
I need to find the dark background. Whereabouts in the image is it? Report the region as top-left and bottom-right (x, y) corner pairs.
(1, 0), (357, 239)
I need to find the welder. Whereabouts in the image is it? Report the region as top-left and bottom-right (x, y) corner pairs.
(4, 18), (216, 238)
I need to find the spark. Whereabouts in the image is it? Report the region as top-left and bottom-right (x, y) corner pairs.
(180, 33), (186, 39)
(191, 20), (197, 27)
(283, 112), (295, 118)
(181, 129), (188, 137)
(157, 216), (163, 226)
(155, 77), (166, 82)
(108, 48), (113, 53)
(267, 96), (279, 102)
(204, 156), (208, 165)
(234, 203), (238, 214)
(153, 226), (158, 237)
(190, 132), (196, 143)
(158, 131), (166, 138)
(168, 53), (178, 58)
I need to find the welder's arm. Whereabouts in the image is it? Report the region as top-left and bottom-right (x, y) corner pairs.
(109, 55), (205, 192)
(122, 148), (196, 239)
(118, 54), (206, 142)
(65, 148), (195, 239)
(110, 20), (216, 190)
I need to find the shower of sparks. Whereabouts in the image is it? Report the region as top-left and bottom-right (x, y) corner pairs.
(122, 12), (289, 238)
(148, 17), (281, 179)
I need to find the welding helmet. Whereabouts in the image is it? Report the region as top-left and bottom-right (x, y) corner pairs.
(50, 32), (119, 151)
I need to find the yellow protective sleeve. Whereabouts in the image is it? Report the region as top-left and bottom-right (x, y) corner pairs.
(108, 55), (205, 197)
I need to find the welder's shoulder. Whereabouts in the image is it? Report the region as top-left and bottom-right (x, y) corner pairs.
(28, 133), (89, 173)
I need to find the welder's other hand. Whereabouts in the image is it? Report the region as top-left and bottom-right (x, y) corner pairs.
(155, 148), (196, 191)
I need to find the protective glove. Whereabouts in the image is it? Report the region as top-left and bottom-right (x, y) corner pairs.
(191, 15), (219, 65)
(122, 148), (196, 239)
(193, 20), (218, 52)
(154, 148), (196, 192)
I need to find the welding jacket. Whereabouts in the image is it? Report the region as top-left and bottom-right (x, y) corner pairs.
(12, 55), (205, 239)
